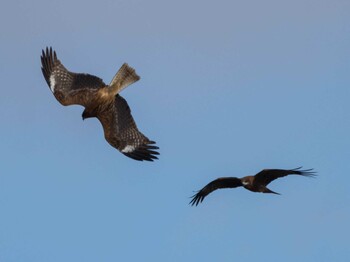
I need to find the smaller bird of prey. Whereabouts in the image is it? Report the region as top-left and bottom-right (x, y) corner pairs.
(190, 167), (316, 206)
(41, 47), (159, 161)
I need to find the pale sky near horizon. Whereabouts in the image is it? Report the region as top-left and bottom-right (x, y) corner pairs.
(1, 0), (349, 261)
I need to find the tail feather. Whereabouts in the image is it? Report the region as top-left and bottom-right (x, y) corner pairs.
(263, 188), (280, 195)
(109, 63), (140, 95)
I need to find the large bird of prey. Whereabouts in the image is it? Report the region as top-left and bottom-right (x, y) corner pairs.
(190, 167), (316, 206)
(41, 47), (159, 161)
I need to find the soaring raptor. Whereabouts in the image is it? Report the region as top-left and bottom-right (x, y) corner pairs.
(41, 47), (159, 161)
(190, 167), (316, 206)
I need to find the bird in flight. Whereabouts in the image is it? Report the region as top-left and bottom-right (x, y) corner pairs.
(190, 167), (316, 206)
(41, 47), (159, 161)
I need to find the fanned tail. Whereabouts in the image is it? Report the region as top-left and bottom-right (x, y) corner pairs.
(108, 63), (140, 95)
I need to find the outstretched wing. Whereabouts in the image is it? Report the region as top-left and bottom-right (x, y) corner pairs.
(190, 177), (243, 206)
(97, 94), (159, 161)
(254, 167), (316, 186)
(40, 47), (106, 106)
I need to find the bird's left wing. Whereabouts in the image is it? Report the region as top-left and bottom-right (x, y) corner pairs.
(190, 177), (243, 206)
(254, 167), (316, 186)
(97, 94), (159, 161)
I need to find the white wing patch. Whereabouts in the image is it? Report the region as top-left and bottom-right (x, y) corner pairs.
(121, 145), (136, 153)
(49, 75), (56, 92)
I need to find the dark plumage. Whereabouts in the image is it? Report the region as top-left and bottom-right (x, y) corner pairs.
(41, 47), (159, 161)
(190, 167), (316, 206)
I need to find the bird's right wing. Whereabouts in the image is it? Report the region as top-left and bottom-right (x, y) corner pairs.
(190, 177), (243, 206)
(41, 47), (106, 106)
(97, 94), (159, 161)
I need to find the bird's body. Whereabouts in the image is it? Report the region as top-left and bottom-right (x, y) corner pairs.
(240, 175), (279, 194)
(190, 167), (316, 206)
(41, 47), (159, 161)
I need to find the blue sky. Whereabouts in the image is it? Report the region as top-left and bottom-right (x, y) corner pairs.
(1, 0), (349, 261)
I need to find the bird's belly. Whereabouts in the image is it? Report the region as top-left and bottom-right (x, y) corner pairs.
(244, 185), (260, 193)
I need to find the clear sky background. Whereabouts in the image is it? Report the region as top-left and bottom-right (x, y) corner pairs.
(0, 0), (349, 261)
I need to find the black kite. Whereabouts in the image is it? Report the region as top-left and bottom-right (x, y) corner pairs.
(41, 47), (159, 161)
(190, 167), (316, 206)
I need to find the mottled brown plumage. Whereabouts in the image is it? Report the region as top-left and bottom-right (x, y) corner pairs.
(41, 47), (159, 161)
(190, 167), (316, 206)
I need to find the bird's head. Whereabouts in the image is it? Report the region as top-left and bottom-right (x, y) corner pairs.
(82, 109), (96, 121)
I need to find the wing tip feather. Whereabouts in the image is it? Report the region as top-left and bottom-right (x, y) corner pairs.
(40, 46), (58, 87)
(291, 166), (317, 177)
(189, 191), (204, 206)
(122, 141), (160, 162)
